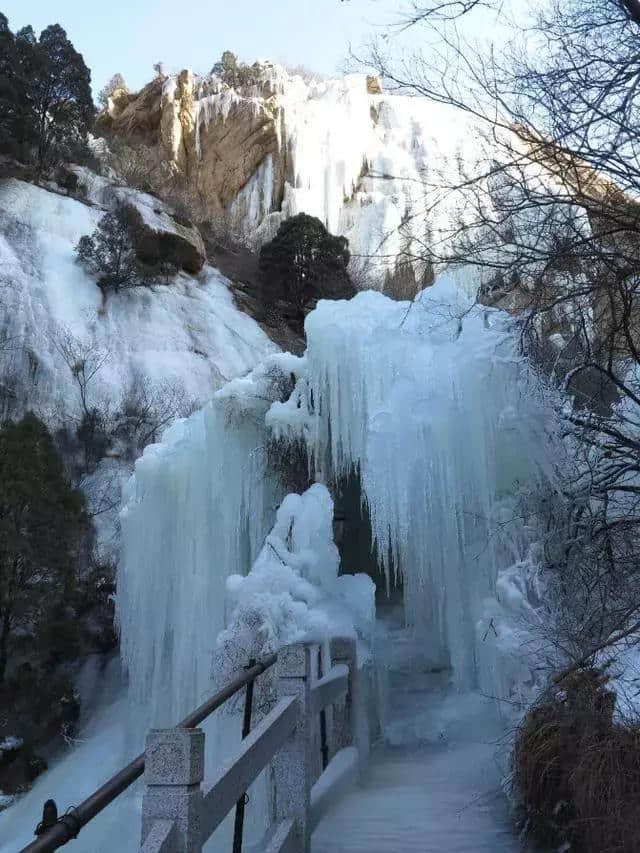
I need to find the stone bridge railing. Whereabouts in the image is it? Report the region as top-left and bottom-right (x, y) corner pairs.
(140, 636), (359, 853)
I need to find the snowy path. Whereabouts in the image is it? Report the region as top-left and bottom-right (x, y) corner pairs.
(313, 617), (521, 853)
(313, 740), (519, 852)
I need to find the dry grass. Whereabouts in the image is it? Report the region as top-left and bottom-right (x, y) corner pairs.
(513, 667), (640, 852)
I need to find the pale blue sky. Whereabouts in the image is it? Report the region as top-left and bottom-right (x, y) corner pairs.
(2, 0), (399, 93)
(2, 0), (523, 96)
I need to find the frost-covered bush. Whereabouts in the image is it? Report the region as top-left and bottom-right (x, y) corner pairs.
(213, 484), (372, 715)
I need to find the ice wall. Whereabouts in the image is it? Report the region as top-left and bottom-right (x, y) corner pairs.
(118, 274), (558, 734)
(191, 68), (479, 283)
(117, 357), (287, 729)
(269, 275), (559, 696)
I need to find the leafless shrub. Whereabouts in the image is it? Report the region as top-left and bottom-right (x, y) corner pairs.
(267, 437), (312, 494)
(113, 373), (197, 460)
(54, 331), (111, 420)
(103, 139), (169, 196)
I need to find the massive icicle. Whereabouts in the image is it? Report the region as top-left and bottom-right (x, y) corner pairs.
(118, 274), (559, 731)
(116, 355), (296, 728)
(269, 275), (559, 697)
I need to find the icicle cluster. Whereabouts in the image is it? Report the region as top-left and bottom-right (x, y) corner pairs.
(116, 355), (291, 726)
(269, 276), (559, 694)
(118, 275), (560, 730)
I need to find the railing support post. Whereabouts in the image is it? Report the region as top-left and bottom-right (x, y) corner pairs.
(330, 636), (357, 754)
(140, 727), (205, 853)
(273, 643), (314, 853)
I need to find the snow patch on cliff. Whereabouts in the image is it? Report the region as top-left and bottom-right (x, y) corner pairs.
(0, 178), (275, 422)
(186, 66), (480, 285)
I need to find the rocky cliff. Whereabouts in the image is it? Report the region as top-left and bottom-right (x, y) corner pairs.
(96, 61), (475, 296)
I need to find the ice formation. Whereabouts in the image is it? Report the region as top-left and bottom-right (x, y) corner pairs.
(2, 271), (560, 850)
(0, 177), (275, 559)
(117, 272), (559, 742)
(272, 276), (559, 698)
(214, 483), (374, 707)
(189, 66), (481, 283)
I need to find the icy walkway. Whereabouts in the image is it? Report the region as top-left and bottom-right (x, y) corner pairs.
(312, 739), (519, 852)
(313, 617), (521, 853)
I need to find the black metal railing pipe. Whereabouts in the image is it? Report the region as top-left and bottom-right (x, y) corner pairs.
(178, 654), (276, 729)
(20, 654), (278, 853)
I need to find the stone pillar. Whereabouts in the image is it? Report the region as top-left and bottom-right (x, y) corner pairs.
(272, 643), (314, 853)
(140, 727), (205, 853)
(330, 636), (357, 753)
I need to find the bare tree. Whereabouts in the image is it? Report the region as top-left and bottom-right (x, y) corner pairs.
(366, 0), (640, 671)
(54, 331), (110, 419)
(113, 373), (197, 458)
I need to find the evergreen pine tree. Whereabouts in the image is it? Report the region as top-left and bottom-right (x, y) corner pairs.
(76, 204), (141, 292)
(31, 24), (94, 173)
(259, 213), (354, 332)
(0, 17), (94, 174)
(0, 15), (30, 161)
(0, 414), (88, 683)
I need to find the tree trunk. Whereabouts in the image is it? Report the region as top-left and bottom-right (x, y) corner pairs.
(0, 610), (11, 684)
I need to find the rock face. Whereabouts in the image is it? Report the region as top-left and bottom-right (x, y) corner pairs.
(114, 187), (206, 274)
(94, 61), (476, 295)
(98, 77), (164, 141)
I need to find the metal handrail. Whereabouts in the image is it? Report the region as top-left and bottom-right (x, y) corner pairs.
(20, 654), (278, 853)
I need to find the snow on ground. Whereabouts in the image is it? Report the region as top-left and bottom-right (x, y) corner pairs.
(313, 739), (518, 853)
(313, 614), (521, 853)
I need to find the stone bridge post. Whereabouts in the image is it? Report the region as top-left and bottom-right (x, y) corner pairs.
(272, 643), (315, 853)
(140, 727), (205, 853)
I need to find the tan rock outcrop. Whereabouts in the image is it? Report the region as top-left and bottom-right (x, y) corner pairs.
(97, 67), (286, 226)
(193, 95), (280, 211)
(160, 70), (197, 176)
(96, 77), (164, 143)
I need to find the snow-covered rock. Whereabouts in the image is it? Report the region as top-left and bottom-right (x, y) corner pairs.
(114, 188), (206, 274)
(0, 177), (275, 424)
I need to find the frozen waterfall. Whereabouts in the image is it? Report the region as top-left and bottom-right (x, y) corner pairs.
(1, 274), (560, 851)
(118, 272), (558, 726)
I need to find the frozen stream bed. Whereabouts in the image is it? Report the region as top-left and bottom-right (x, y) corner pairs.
(313, 614), (522, 853)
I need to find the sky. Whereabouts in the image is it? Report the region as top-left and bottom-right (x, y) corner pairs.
(1, 0), (524, 96)
(2, 0), (399, 93)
